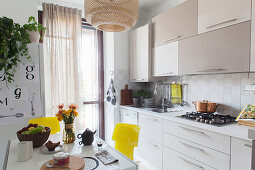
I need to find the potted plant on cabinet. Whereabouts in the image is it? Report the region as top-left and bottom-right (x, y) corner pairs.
(23, 16), (46, 42)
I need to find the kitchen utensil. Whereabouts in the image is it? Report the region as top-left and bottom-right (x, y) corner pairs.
(40, 144), (64, 154)
(0, 113), (24, 118)
(30, 95), (35, 116)
(77, 129), (96, 145)
(192, 100), (219, 113)
(120, 85), (133, 105)
(45, 162), (70, 169)
(17, 141), (33, 162)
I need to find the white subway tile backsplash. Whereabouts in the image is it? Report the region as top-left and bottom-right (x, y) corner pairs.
(149, 73), (255, 116)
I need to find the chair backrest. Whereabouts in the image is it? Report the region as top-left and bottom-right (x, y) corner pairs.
(29, 117), (60, 134)
(112, 123), (140, 160)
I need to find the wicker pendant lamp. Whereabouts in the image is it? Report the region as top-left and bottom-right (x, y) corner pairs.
(85, 0), (139, 32)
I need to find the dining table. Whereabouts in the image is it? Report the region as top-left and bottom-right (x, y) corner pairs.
(3, 131), (138, 170)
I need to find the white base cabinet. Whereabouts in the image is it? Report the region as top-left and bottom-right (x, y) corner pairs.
(163, 146), (216, 170)
(138, 138), (162, 170)
(137, 112), (163, 170)
(133, 111), (251, 170)
(163, 132), (230, 170)
(120, 108), (138, 125)
(231, 137), (252, 170)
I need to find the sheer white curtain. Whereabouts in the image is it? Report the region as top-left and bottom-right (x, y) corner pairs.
(42, 3), (83, 121)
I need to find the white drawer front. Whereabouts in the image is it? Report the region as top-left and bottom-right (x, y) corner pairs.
(138, 138), (162, 170)
(120, 109), (138, 125)
(163, 120), (230, 154)
(231, 137), (252, 170)
(163, 146), (216, 170)
(139, 113), (162, 144)
(163, 133), (230, 170)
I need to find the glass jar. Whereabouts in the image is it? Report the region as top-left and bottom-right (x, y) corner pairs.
(63, 123), (75, 143)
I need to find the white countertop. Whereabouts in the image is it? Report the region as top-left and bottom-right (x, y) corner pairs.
(4, 132), (137, 170)
(121, 106), (255, 141)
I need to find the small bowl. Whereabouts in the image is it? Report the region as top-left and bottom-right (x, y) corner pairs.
(17, 127), (51, 148)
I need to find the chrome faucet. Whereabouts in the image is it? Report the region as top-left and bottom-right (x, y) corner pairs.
(161, 97), (169, 110)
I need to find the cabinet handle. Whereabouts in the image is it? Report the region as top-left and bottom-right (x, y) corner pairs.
(178, 156), (205, 169)
(244, 144), (252, 148)
(197, 68), (225, 73)
(179, 141), (204, 152)
(162, 35), (182, 43)
(142, 115), (159, 122)
(155, 72), (174, 76)
(178, 126), (205, 134)
(132, 79), (145, 81)
(206, 19), (238, 29)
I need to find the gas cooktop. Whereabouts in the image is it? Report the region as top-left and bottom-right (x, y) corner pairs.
(180, 112), (237, 126)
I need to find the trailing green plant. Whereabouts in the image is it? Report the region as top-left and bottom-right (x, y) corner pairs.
(23, 16), (46, 40)
(0, 16), (31, 84)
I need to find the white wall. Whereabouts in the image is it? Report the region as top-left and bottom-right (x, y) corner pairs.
(0, 0), (40, 25)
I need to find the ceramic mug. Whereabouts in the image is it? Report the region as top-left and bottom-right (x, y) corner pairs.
(17, 141), (33, 162)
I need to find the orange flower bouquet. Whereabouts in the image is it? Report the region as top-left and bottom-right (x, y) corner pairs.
(56, 104), (79, 143)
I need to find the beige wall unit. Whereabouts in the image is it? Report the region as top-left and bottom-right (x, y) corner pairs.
(153, 41), (179, 77)
(152, 0), (198, 47)
(130, 23), (152, 82)
(198, 0), (251, 34)
(179, 21), (251, 75)
(231, 137), (252, 170)
(251, 0), (255, 71)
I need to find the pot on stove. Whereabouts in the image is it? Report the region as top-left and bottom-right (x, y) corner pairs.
(192, 100), (219, 113)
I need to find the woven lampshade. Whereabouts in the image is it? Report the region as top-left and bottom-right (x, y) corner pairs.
(85, 0), (139, 32)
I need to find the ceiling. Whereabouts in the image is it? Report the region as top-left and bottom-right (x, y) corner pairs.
(140, 0), (166, 10)
(59, 0), (166, 10)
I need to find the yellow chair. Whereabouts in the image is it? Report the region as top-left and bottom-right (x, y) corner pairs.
(112, 123), (140, 160)
(29, 117), (60, 134)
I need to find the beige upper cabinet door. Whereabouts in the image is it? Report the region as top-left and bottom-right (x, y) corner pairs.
(198, 0), (251, 34)
(130, 24), (151, 82)
(179, 21), (251, 75)
(153, 41), (179, 77)
(250, 0), (255, 71)
(152, 0), (198, 47)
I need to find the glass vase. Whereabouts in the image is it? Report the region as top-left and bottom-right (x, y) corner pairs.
(63, 123), (75, 143)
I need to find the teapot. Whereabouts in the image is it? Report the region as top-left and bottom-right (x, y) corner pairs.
(77, 128), (96, 145)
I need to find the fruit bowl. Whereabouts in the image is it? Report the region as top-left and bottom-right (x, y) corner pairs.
(17, 127), (51, 148)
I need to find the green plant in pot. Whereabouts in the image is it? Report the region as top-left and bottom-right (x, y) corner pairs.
(0, 17), (31, 84)
(23, 16), (46, 42)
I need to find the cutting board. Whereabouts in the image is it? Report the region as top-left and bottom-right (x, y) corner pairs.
(121, 85), (133, 105)
(40, 156), (85, 170)
(238, 119), (255, 127)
